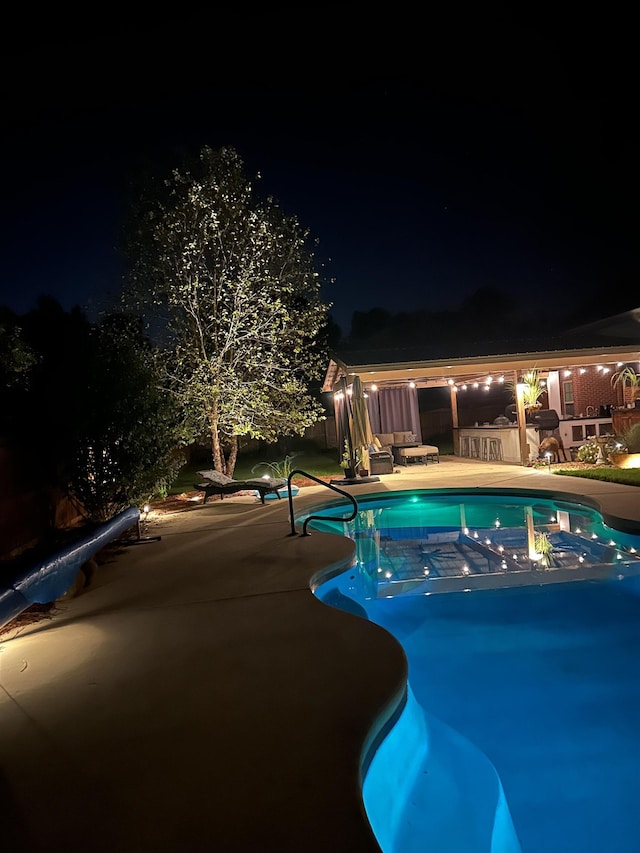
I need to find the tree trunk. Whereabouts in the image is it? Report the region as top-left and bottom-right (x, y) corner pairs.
(210, 400), (225, 473)
(226, 436), (239, 478)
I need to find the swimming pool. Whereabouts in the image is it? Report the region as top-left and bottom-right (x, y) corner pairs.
(307, 490), (640, 853)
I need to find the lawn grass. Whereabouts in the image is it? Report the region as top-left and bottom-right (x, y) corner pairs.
(168, 447), (343, 495)
(553, 467), (640, 487)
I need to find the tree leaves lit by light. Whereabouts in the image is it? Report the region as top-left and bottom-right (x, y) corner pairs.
(123, 146), (331, 476)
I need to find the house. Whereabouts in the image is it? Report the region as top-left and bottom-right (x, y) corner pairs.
(323, 308), (640, 466)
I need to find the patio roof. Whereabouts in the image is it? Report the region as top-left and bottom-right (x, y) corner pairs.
(322, 308), (640, 391)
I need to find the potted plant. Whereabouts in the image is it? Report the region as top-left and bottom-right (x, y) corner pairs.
(507, 367), (546, 417)
(608, 424), (640, 469)
(533, 531), (554, 568)
(520, 368), (546, 414)
(611, 364), (640, 408)
(340, 439), (359, 479)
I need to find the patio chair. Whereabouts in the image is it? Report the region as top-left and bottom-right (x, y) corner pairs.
(195, 470), (287, 504)
(368, 445), (394, 475)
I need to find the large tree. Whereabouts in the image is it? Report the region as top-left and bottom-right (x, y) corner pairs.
(123, 146), (331, 475)
(1, 299), (182, 521)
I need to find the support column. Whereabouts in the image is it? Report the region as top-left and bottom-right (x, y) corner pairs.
(515, 372), (529, 466)
(450, 384), (459, 455)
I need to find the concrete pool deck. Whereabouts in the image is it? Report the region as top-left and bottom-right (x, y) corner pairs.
(1, 456), (639, 852)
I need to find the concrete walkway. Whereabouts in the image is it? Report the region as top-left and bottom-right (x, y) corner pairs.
(1, 457), (639, 852)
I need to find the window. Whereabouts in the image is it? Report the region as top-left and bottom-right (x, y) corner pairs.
(562, 380), (575, 416)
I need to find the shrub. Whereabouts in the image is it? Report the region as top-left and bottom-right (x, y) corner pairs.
(576, 443), (598, 463)
(251, 453), (301, 479)
(622, 423), (640, 453)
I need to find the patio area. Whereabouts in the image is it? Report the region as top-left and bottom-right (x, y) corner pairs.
(1, 457), (639, 852)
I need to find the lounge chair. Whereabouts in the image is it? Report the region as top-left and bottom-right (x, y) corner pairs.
(195, 470), (287, 504)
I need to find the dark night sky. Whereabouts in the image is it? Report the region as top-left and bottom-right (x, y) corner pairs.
(1, 12), (637, 336)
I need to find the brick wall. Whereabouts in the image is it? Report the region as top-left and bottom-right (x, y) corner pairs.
(568, 370), (619, 416)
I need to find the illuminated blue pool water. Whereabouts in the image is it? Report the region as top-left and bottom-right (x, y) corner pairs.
(308, 490), (640, 853)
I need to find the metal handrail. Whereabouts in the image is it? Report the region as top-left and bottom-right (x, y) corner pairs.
(286, 469), (358, 537)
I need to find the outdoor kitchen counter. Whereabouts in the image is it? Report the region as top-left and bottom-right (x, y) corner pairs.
(455, 425), (540, 463)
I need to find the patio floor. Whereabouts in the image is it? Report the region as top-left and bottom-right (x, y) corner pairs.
(1, 456), (639, 852)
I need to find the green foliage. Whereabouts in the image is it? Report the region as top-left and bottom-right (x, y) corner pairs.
(505, 366), (545, 410)
(576, 443), (598, 463)
(554, 467), (640, 487)
(611, 364), (639, 395)
(340, 439), (361, 470)
(66, 314), (184, 520)
(1, 301), (185, 522)
(122, 145), (332, 476)
(533, 531), (554, 567)
(0, 319), (38, 390)
(621, 423), (640, 453)
(169, 448), (342, 494)
(251, 454), (299, 479)
(520, 368), (545, 409)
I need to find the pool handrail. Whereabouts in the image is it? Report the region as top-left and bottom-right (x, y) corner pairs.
(286, 470), (358, 537)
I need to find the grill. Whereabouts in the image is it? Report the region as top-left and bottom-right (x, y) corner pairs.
(531, 409), (560, 430)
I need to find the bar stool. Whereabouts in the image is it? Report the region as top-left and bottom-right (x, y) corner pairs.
(459, 435), (470, 457)
(480, 437), (490, 460)
(470, 437), (482, 458)
(488, 438), (503, 461)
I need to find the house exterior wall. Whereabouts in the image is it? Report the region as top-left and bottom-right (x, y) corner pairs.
(566, 370), (619, 416)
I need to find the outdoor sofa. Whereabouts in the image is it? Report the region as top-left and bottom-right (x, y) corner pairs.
(373, 431), (439, 466)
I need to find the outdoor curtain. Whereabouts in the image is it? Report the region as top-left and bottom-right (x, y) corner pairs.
(367, 386), (422, 441)
(334, 381), (423, 457)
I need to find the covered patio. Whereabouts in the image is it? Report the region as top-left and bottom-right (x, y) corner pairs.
(323, 309), (640, 467)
